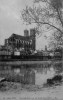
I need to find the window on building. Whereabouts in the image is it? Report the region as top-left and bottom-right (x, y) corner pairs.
(23, 41), (24, 44)
(21, 41), (23, 44)
(20, 40), (22, 43)
(30, 40), (32, 45)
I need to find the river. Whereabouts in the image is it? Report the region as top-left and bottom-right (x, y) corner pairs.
(0, 61), (63, 100)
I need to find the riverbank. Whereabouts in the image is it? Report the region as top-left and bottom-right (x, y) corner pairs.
(0, 59), (62, 66)
(0, 60), (52, 66)
(0, 81), (63, 100)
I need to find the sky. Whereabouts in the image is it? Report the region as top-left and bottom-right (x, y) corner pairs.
(0, 0), (49, 50)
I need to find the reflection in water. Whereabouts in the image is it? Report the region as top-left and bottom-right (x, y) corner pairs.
(0, 62), (62, 85)
(35, 66), (55, 85)
(54, 63), (63, 74)
(14, 68), (20, 74)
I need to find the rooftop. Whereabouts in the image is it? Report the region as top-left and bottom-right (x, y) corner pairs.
(8, 33), (31, 41)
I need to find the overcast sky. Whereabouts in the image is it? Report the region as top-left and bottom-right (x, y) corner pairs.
(0, 0), (49, 50)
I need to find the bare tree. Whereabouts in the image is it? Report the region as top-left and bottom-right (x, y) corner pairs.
(22, 0), (63, 49)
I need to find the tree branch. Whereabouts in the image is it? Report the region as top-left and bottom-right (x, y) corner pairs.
(35, 0), (63, 26)
(22, 3), (63, 34)
(32, 21), (63, 34)
(57, 9), (63, 26)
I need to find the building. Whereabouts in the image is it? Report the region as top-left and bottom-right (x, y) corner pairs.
(5, 28), (36, 52)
